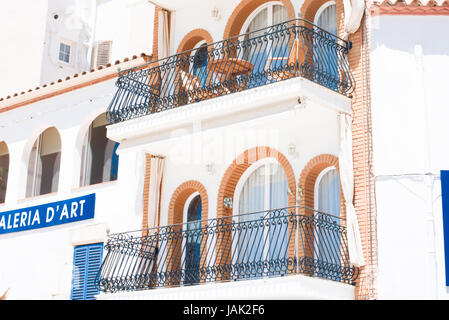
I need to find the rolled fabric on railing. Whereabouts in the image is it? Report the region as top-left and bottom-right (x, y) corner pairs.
(338, 113), (365, 267)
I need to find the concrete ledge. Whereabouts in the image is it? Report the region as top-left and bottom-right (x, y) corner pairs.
(70, 223), (109, 246)
(97, 274), (355, 300)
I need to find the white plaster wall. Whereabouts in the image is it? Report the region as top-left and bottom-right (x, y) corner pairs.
(370, 15), (449, 299)
(0, 79), (146, 299)
(131, 100), (340, 226)
(40, 0), (97, 85)
(94, 0), (155, 62)
(0, 76), (344, 299)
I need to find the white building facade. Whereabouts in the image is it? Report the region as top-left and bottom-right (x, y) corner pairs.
(2, 0), (449, 301)
(369, 0), (449, 299)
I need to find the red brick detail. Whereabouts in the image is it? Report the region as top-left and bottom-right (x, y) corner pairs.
(297, 154), (347, 273)
(215, 146), (296, 281)
(168, 180), (209, 226)
(176, 29), (214, 54)
(166, 180), (209, 285)
(217, 146), (296, 218)
(142, 154), (152, 231)
(298, 153), (340, 211)
(0, 54), (152, 116)
(223, 0), (296, 39)
(347, 14), (377, 300)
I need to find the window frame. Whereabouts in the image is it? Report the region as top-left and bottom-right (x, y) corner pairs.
(231, 158), (289, 269)
(26, 127), (61, 198)
(58, 38), (75, 67)
(79, 114), (120, 187)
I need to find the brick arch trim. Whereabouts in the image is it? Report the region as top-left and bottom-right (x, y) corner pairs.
(168, 180), (209, 226)
(223, 0), (296, 39)
(297, 153), (345, 216)
(176, 28), (214, 54)
(217, 146), (296, 218)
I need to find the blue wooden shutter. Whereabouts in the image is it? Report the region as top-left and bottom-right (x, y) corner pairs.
(71, 243), (103, 300)
(441, 170), (449, 286)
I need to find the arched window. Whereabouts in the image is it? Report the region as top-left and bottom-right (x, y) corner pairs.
(26, 127), (61, 197)
(235, 160), (289, 277)
(80, 113), (119, 186)
(0, 142), (9, 203)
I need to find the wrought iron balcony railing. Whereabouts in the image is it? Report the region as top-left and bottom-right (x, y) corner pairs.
(106, 19), (354, 124)
(97, 206), (359, 294)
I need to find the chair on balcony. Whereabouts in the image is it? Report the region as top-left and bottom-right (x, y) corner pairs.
(179, 70), (225, 103)
(146, 69), (162, 113)
(263, 38), (300, 82)
(110, 68), (162, 121)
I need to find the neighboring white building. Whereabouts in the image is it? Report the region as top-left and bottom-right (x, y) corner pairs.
(369, 1), (449, 299)
(1, 0), (449, 301)
(0, 0), (154, 97)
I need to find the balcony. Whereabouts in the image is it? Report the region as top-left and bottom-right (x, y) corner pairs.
(106, 19), (354, 124)
(96, 206), (359, 295)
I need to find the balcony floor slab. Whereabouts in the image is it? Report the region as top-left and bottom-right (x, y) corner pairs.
(96, 274), (355, 300)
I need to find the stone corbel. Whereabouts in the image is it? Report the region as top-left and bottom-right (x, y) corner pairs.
(342, 0), (366, 40)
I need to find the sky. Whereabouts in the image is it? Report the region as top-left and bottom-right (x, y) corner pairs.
(0, 1), (48, 98)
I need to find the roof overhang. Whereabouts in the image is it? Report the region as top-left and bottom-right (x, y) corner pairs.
(147, 0), (204, 11)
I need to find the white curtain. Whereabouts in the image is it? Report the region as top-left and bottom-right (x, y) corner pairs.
(246, 7), (268, 34)
(238, 165), (265, 263)
(268, 163), (288, 262)
(316, 4), (337, 34)
(158, 10), (170, 59)
(317, 169), (340, 216)
(269, 163), (288, 210)
(338, 113), (365, 267)
(147, 156), (165, 234)
(238, 163), (289, 265)
(273, 5), (288, 25)
(316, 169), (341, 265)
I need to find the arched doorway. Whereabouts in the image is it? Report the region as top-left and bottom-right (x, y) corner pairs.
(184, 193), (202, 285)
(241, 2), (289, 88)
(314, 166), (342, 280)
(313, 1), (339, 90)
